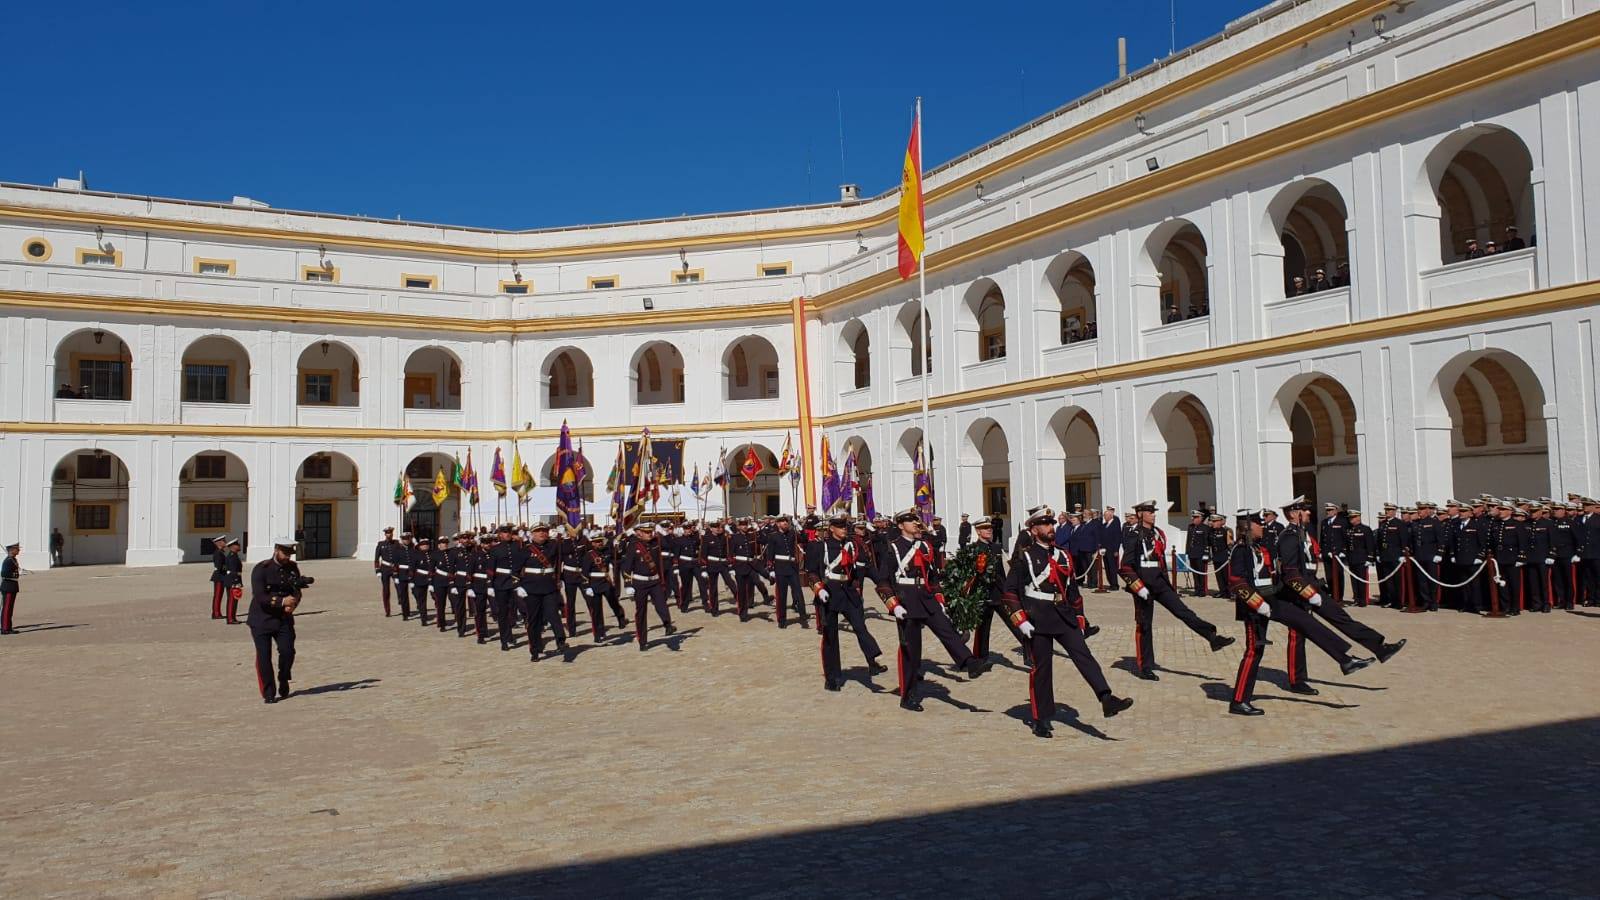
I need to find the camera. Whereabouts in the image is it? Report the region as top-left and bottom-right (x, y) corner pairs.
(288, 573), (316, 590)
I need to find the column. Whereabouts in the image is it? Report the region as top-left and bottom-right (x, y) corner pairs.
(1412, 416), (1456, 502)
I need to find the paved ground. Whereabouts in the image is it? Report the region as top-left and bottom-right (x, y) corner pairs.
(2, 559), (1597, 898)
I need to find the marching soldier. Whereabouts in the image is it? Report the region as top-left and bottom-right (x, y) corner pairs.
(392, 532), (416, 619)
(1185, 511), (1210, 598)
(409, 536), (433, 627)
(620, 521), (675, 650)
(967, 517), (1029, 666)
(222, 539), (245, 624)
(429, 534), (453, 631)
(248, 540), (302, 704)
(374, 526), (399, 617)
(519, 523), (571, 662)
(804, 515), (888, 691)
(488, 525), (525, 651)
(670, 522), (698, 612)
(558, 525), (590, 637)
(1375, 504), (1408, 608)
(1002, 509), (1133, 738)
(1409, 502), (1444, 611)
(447, 532), (473, 636)
(579, 530), (626, 641)
(875, 510), (992, 712)
(1119, 501), (1234, 681)
(467, 533), (494, 642)
(1, 542), (23, 634)
(765, 516), (808, 628)
(698, 519), (737, 615)
(1344, 510), (1376, 607)
(1225, 510), (1372, 716)
(731, 518), (769, 622)
(1278, 497), (1404, 693)
(208, 534), (230, 620)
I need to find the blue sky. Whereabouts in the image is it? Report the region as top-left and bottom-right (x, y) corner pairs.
(0, 0), (1263, 229)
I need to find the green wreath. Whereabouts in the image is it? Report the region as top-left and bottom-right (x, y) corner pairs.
(942, 543), (1003, 633)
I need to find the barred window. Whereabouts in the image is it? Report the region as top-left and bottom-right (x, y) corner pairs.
(184, 364), (230, 403)
(77, 359), (127, 400)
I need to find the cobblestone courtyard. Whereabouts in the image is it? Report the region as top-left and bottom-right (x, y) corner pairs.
(3, 559), (1597, 897)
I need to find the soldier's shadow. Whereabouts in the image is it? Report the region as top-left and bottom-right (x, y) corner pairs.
(1200, 680), (1358, 710)
(1002, 702), (1117, 741)
(654, 626), (702, 652)
(1111, 657), (1208, 680)
(294, 678), (381, 697)
(841, 667), (891, 694)
(915, 678), (988, 714)
(1260, 670), (1387, 693)
(12, 622), (87, 633)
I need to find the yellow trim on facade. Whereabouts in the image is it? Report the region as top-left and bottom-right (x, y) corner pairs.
(300, 264), (341, 284)
(498, 279), (531, 295)
(0, 1), (1407, 264)
(400, 273), (438, 290)
(21, 236), (53, 262)
(670, 268), (704, 284)
(70, 501), (117, 535)
(74, 247), (123, 267)
(193, 257), (237, 276)
(189, 499), (232, 531)
(758, 261), (792, 277)
(587, 275), (620, 290)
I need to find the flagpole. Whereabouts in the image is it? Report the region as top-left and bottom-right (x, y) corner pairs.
(915, 96), (934, 519)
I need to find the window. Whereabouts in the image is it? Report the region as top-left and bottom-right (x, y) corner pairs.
(183, 364), (230, 403)
(406, 457), (434, 479)
(982, 332), (1006, 360)
(671, 269), (703, 284)
(193, 455), (228, 479)
(587, 275), (618, 290)
(977, 292), (1006, 361)
(192, 502), (228, 530)
(301, 265), (339, 283)
(22, 237), (52, 261)
(76, 454), (113, 479)
(499, 280), (530, 295)
(73, 503), (113, 533)
(193, 258), (236, 276)
(302, 454), (333, 479)
(759, 262), (791, 278)
(984, 483), (1010, 518)
(402, 274), (437, 290)
(77, 358), (128, 400)
(301, 372), (335, 405)
(1065, 480), (1089, 512)
(76, 248), (121, 267)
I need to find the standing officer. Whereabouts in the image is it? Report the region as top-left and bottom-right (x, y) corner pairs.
(1345, 510), (1376, 607)
(1524, 503), (1551, 614)
(967, 517), (1029, 665)
(374, 526), (399, 617)
(1375, 504), (1407, 609)
(1095, 506), (1122, 591)
(1319, 503), (1348, 605)
(804, 515), (887, 691)
(765, 516), (807, 628)
(208, 534), (231, 620)
(1548, 502), (1578, 610)
(1450, 501), (1488, 614)
(1002, 509), (1133, 737)
(519, 523), (570, 662)
(1185, 511), (1211, 598)
(875, 510), (991, 712)
(1206, 513), (1231, 598)
(620, 521), (675, 650)
(1225, 509), (1371, 716)
(698, 519), (737, 615)
(1578, 498), (1600, 606)
(1409, 501), (1444, 612)
(393, 532), (416, 620)
(1118, 501), (1234, 681)
(409, 535), (433, 627)
(1, 542), (23, 634)
(488, 524), (524, 651)
(1067, 508), (1099, 585)
(223, 539), (245, 624)
(248, 540), (302, 704)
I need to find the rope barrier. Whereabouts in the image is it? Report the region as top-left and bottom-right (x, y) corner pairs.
(1345, 558), (1410, 586)
(1413, 557), (1489, 589)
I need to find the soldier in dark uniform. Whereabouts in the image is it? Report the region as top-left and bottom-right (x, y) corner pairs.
(669, 523), (697, 612)
(466, 533), (494, 642)
(1225, 510), (1371, 716)
(488, 525), (524, 650)
(1205, 513), (1230, 597)
(698, 520), (736, 616)
(1184, 511), (1210, 598)
(1579, 498), (1600, 606)
(248, 540), (303, 704)
(1344, 510), (1376, 607)
(1524, 504), (1552, 613)
(429, 535), (454, 631)
(1410, 501), (1444, 611)
(1450, 502), (1488, 613)
(967, 517), (1030, 665)
(1118, 501), (1234, 681)
(1548, 503), (1579, 610)
(1, 542), (23, 634)
(875, 510), (991, 712)
(409, 536), (433, 626)
(1278, 497), (1404, 693)
(207, 534), (231, 620)
(927, 516), (949, 572)
(1002, 510), (1133, 737)
(392, 532), (415, 619)
(765, 517), (807, 628)
(519, 523), (570, 661)
(222, 539), (245, 624)
(1375, 504), (1407, 608)
(557, 525), (590, 637)
(578, 530), (623, 641)
(446, 532), (473, 636)
(620, 521), (674, 650)
(1318, 503), (1348, 605)
(374, 526), (398, 617)
(1262, 508), (1285, 548)
(804, 515), (888, 691)
(731, 518), (769, 622)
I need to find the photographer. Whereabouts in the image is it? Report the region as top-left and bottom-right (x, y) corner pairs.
(249, 539), (312, 704)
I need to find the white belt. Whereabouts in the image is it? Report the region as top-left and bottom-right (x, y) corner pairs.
(452, 570), (466, 576)
(706, 556), (724, 562)
(398, 565), (411, 571)
(631, 574), (659, 582)
(895, 577), (922, 586)
(494, 567), (512, 574)
(678, 555), (694, 561)
(734, 555), (751, 561)
(588, 571), (608, 578)
(1254, 577), (1274, 587)
(473, 573), (489, 580)
(526, 567), (554, 575)
(380, 560), (393, 567)
(773, 554), (792, 561)
(1024, 587), (1057, 602)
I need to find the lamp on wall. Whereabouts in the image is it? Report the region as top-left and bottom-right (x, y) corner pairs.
(317, 244), (333, 271)
(320, 340), (330, 357)
(1134, 112), (1148, 134)
(1372, 13), (1390, 39)
(511, 260), (523, 283)
(679, 248), (689, 274)
(93, 329), (104, 345)
(856, 231), (868, 254)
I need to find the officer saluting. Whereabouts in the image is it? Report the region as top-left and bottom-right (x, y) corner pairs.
(249, 539), (306, 704)
(875, 509), (991, 712)
(1001, 509), (1132, 738)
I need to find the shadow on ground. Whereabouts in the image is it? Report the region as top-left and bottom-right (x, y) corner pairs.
(349, 717), (1600, 898)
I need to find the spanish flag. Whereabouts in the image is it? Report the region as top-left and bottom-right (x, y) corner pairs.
(896, 101), (924, 280)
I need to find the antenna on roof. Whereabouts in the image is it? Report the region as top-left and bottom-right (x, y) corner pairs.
(835, 89), (848, 186)
(1170, 0), (1176, 56)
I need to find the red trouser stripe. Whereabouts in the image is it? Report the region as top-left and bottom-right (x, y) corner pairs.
(212, 582), (224, 616)
(1234, 626), (1255, 703)
(1287, 631), (1299, 684)
(1133, 628), (1143, 670)
(816, 605), (826, 678)
(897, 644), (907, 698)
(1028, 662), (1039, 722)
(1, 592), (14, 631)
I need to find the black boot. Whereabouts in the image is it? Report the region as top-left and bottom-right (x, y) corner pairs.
(1287, 682), (1319, 696)
(965, 656), (994, 678)
(1100, 695), (1133, 718)
(1340, 655), (1374, 676)
(1134, 669), (1160, 682)
(1208, 634), (1236, 652)
(1376, 638), (1406, 663)
(1031, 719), (1053, 738)
(1229, 701), (1264, 716)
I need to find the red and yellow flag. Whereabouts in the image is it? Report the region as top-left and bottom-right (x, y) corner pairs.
(896, 103), (924, 280)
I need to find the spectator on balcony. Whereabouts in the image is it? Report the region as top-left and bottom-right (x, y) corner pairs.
(79, 384), (94, 400)
(1484, 240), (1499, 255)
(1085, 321), (1098, 340)
(1290, 275), (1308, 295)
(1309, 269), (1332, 293)
(1164, 305), (1181, 324)
(1333, 262), (1349, 287)
(55, 384), (77, 399)
(1502, 226), (1526, 252)
(1463, 238), (1484, 259)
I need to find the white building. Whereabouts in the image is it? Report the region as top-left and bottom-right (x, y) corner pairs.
(3, 0), (1598, 568)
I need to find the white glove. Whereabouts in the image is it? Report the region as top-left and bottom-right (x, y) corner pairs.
(1308, 593), (1323, 607)
(1514, 561), (1524, 568)
(449, 587), (458, 595)
(816, 589), (829, 605)
(1018, 621), (1035, 639)
(1495, 577), (1506, 587)
(1257, 600), (1272, 618)
(1432, 555), (1443, 564)
(1096, 549), (1105, 556)
(1136, 587), (1150, 599)
(465, 589), (475, 599)
(893, 605), (908, 621)
(583, 588), (594, 598)
(1544, 558), (1555, 566)
(515, 587), (528, 599)
(1574, 555), (1582, 563)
